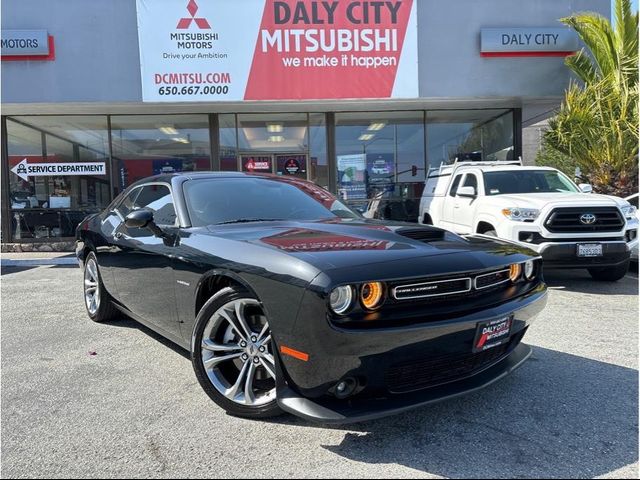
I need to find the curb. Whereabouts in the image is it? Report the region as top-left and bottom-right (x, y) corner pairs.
(1, 258), (79, 267)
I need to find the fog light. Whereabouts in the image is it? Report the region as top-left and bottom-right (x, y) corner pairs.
(509, 263), (522, 282)
(334, 377), (357, 399)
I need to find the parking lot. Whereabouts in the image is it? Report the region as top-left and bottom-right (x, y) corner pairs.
(1, 264), (638, 479)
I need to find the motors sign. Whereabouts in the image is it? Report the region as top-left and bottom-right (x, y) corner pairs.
(480, 28), (578, 57)
(11, 158), (106, 181)
(135, 0), (418, 101)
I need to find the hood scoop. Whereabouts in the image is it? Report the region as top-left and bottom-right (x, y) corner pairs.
(396, 228), (445, 243)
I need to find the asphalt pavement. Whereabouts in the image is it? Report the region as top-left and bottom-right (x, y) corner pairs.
(1, 265), (638, 478)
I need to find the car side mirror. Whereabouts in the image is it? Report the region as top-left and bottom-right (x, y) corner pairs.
(125, 208), (154, 229)
(125, 208), (177, 245)
(457, 186), (477, 198)
(579, 183), (593, 194)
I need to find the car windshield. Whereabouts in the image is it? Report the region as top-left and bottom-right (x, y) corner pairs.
(184, 176), (361, 227)
(484, 170), (580, 195)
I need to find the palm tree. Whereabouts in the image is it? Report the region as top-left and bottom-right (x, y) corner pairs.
(540, 0), (639, 197)
(562, 0), (638, 88)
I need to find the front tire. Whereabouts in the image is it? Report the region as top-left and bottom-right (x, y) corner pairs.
(83, 252), (118, 322)
(192, 286), (282, 419)
(588, 261), (630, 282)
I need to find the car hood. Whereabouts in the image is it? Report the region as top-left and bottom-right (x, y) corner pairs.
(492, 192), (626, 210)
(203, 219), (535, 276)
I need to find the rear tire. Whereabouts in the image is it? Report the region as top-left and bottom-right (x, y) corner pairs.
(83, 252), (118, 323)
(484, 229), (497, 237)
(192, 286), (283, 419)
(587, 261), (629, 282)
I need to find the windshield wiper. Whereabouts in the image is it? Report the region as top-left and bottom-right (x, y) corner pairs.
(215, 218), (285, 225)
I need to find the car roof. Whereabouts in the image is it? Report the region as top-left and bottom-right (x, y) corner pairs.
(127, 171), (266, 188)
(456, 165), (558, 173)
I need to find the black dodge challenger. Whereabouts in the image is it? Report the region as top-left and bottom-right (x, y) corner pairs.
(76, 172), (547, 423)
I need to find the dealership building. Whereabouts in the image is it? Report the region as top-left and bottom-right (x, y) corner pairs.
(1, 0), (609, 250)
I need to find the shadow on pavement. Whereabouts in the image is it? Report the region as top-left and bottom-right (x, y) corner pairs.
(544, 268), (638, 295)
(0, 266), (39, 275)
(102, 315), (191, 360)
(276, 347), (637, 478)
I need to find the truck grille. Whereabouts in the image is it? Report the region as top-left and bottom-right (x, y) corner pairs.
(385, 329), (526, 393)
(544, 207), (624, 233)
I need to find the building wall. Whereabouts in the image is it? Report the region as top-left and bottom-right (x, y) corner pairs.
(417, 0), (608, 98)
(1, 0), (141, 103)
(1, 0), (610, 106)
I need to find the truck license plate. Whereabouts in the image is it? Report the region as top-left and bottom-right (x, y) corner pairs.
(577, 243), (603, 257)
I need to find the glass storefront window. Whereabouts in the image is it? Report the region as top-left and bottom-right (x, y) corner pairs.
(110, 114), (211, 188)
(335, 112), (425, 222)
(237, 113), (309, 178)
(6, 116), (110, 240)
(309, 113), (328, 189)
(219, 114), (238, 171)
(426, 110), (514, 169)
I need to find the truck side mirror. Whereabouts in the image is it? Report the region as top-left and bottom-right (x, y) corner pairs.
(579, 183), (593, 194)
(457, 186), (477, 198)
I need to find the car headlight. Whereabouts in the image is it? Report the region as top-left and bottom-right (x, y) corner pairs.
(329, 285), (354, 315)
(360, 282), (384, 310)
(502, 208), (540, 221)
(509, 263), (522, 282)
(621, 205), (637, 220)
(524, 260), (536, 280)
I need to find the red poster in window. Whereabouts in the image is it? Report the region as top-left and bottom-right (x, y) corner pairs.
(241, 155), (273, 172)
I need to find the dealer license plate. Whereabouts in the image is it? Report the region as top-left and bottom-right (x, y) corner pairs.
(577, 243), (603, 257)
(472, 315), (513, 353)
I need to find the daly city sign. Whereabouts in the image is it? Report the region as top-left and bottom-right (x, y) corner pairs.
(480, 27), (578, 56)
(11, 158), (106, 181)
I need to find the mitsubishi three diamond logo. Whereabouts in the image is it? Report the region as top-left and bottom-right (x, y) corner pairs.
(177, 0), (211, 29)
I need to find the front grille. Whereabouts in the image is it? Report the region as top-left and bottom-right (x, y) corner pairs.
(391, 266), (513, 301)
(385, 329), (526, 393)
(544, 207), (624, 233)
(392, 277), (471, 300)
(474, 269), (510, 289)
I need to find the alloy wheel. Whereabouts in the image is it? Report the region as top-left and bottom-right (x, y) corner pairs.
(201, 298), (276, 406)
(84, 258), (101, 316)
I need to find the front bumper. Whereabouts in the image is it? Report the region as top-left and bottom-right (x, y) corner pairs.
(536, 241), (631, 268)
(278, 342), (532, 424)
(274, 282), (547, 423)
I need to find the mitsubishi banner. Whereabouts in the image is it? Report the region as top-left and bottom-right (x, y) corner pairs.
(136, 0), (418, 101)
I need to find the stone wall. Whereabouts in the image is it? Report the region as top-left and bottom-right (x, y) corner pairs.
(1, 242), (75, 253)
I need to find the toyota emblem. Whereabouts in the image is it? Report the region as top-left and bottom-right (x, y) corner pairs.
(580, 213), (597, 225)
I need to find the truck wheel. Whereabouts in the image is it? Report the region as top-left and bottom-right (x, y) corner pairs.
(484, 230), (497, 237)
(423, 214), (433, 225)
(588, 262), (629, 282)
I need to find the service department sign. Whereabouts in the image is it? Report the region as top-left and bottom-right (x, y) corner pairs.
(136, 0), (418, 101)
(481, 27), (578, 57)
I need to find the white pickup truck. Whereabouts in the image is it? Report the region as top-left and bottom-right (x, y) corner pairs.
(419, 160), (638, 281)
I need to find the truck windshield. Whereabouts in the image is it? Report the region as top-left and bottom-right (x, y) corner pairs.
(484, 170), (580, 195)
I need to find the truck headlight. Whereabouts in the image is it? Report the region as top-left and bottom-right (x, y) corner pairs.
(622, 205), (637, 220)
(502, 208), (540, 221)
